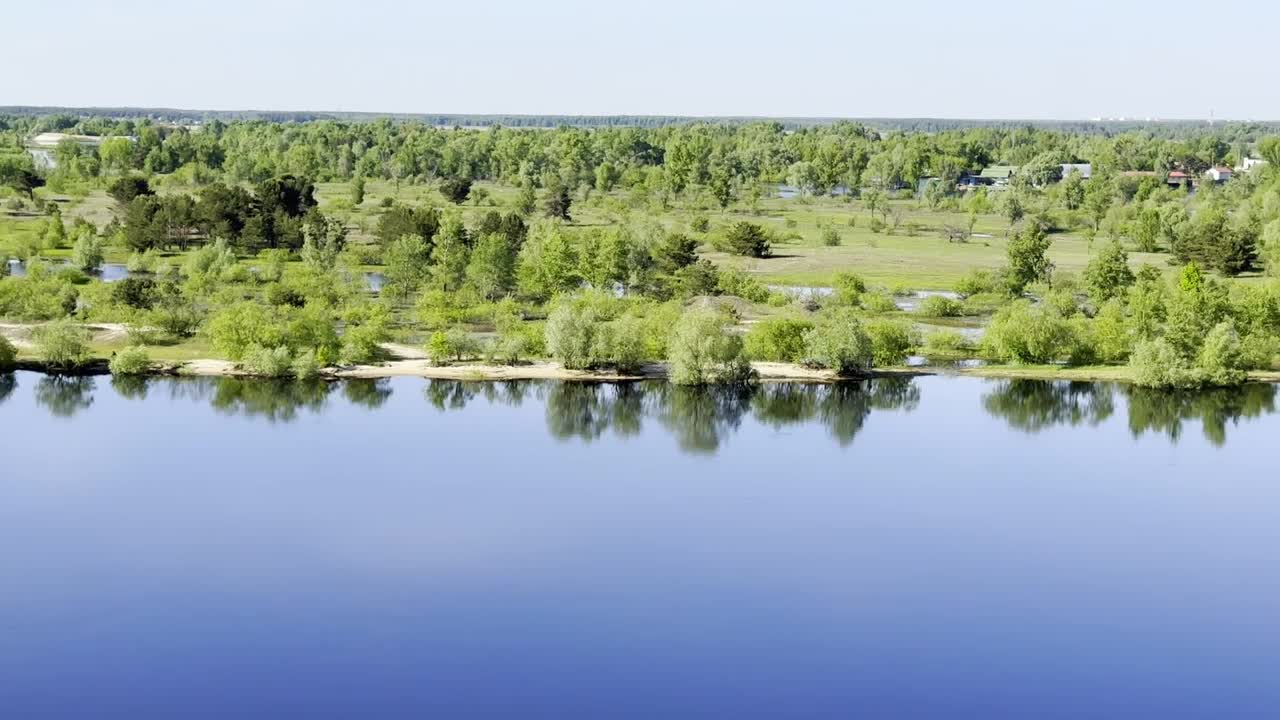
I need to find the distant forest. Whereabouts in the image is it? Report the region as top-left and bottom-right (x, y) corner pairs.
(4, 106), (1280, 136)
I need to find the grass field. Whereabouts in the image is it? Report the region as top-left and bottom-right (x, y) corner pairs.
(6, 177), (1184, 292)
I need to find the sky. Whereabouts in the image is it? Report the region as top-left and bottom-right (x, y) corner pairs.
(6, 0), (1275, 120)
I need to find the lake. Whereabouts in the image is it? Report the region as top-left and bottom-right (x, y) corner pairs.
(2, 371), (1279, 718)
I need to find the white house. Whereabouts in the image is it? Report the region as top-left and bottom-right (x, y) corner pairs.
(1060, 163), (1092, 180)
(1206, 166), (1233, 183)
(1237, 157), (1268, 172)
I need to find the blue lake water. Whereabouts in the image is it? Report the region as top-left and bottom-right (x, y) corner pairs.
(1, 372), (1278, 718)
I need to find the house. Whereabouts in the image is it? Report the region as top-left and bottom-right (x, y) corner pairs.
(1166, 170), (1195, 190)
(1237, 157), (1268, 172)
(978, 165), (1019, 188)
(1205, 166), (1233, 183)
(1059, 163), (1092, 180)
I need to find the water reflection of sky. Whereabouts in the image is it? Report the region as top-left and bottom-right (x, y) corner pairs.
(2, 372), (1279, 717)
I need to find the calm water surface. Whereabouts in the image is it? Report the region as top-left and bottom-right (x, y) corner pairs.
(1, 372), (1279, 718)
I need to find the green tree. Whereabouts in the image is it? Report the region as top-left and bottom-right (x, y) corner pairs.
(1084, 240), (1134, 302)
(722, 221), (771, 258)
(803, 309), (874, 375)
(350, 174), (366, 205)
(439, 177), (473, 204)
(1004, 222), (1053, 294)
(667, 308), (753, 385)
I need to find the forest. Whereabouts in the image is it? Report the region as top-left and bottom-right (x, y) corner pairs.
(3, 111), (1280, 389)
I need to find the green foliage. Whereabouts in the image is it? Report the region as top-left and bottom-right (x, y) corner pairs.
(745, 316), (814, 362)
(242, 344), (294, 377)
(667, 308), (753, 385)
(954, 269), (996, 298)
(982, 301), (1075, 364)
(829, 271), (866, 307)
(291, 349), (322, 379)
(544, 302), (600, 370)
(864, 318), (913, 365)
(109, 346), (151, 375)
(720, 221), (772, 258)
(1084, 240), (1135, 303)
(438, 177), (473, 204)
(0, 335), (16, 369)
(920, 329), (974, 358)
(803, 309), (874, 375)
(1004, 222), (1053, 294)
(32, 320), (91, 369)
(916, 294), (963, 317)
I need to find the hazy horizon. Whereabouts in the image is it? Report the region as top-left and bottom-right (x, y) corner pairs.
(6, 0), (1277, 119)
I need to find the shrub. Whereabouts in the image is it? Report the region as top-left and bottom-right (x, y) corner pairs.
(426, 331), (455, 366)
(340, 323), (388, 364)
(108, 346), (150, 375)
(32, 320), (91, 369)
(860, 293), (898, 313)
(745, 316), (814, 362)
(921, 330), (974, 358)
(804, 309), (874, 375)
(689, 216), (711, 233)
(821, 227), (842, 246)
(954, 269), (996, 298)
(720, 221), (771, 258)
(545, 303), (599, 369)
(0, 335), (16, 369)
(829, 271), (866, 307)
(981, 301), (1074, 364)
(72, 232), (105, 274)
(242, 344), (294, 377)
(716, 269), (771, 303)
(916, 295), (963, 317)
(590, 315), (648, 372)
(667, 308), (753, 385)
(864, 318), (913, 365)
(291, 349), (322, 379)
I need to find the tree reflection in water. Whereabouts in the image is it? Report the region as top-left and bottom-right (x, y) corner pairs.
(982, 380), (1116, 433)
(111, 374), (150, 401)
(343, 378), (393, 410)
(210, 378), (334, 423)
(983, 379), (1277, 446)
(1124, 384), (1277, 447)
(34, 376), (96, 418)
(0, 373), (15, 407)
(421, 378), (920, 454)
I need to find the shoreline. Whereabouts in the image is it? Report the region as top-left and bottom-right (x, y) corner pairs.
(11, 355), (1280, 386)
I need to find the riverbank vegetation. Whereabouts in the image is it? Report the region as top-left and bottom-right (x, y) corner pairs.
(5, 113), (1280, 388)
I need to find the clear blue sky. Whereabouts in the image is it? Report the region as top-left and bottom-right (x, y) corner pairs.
(7, 0), (1274, 119)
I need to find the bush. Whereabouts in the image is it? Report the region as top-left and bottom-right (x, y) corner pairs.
(715, 269), (771, 303)
(804, 309), (874, 375)
(426, 331), (455, 366)
(921, 330), (974, 358)
(108, 346), (150, 375)
(292, 349), (322, 379)
(858, 292), (897, 313)
(32, 320), (91, 369)
(821, 227), (842, 247)
(0, 335), (16, 369)
(981, 301), (1074, 364)
(720, 221), (771, 258)
(590, 315), (648, 372)
(667, 308), (753, 385)
(916, 295), (963, 317)
(828, 272), (866, 307)
(864, 319), (913, 365)
(954, 269), (996, 298)
(689, 216), (711, 233)
(745, 316), (814, 362)
(545, 303), (599, 369)
(242, 344), (294, 377)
